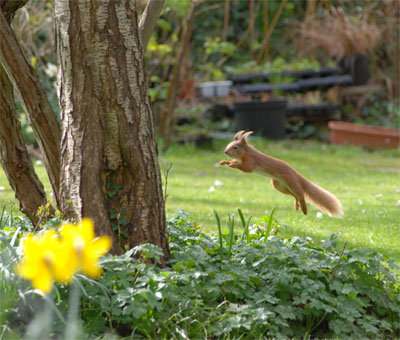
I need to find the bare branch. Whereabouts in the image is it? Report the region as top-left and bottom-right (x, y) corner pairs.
(0, 10), (61, 205)
(256, 0), (287, 63)
(0, 63), (54, 225)
(0, 0), (28, 22)
(0, 0), (55, 224)
(159, 2), (196, 148)
(221, 0), (230, 41)
(139, 0), (165, 49)
(163, 163), (172, 203)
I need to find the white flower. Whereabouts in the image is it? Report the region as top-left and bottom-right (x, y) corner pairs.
(214, 180), (223, 186)
(375, 194), (383, 198)
(249, 224), (258, 235)
(0, 186), (5, 191)
(208, 186), (215, 192)
(45, 63), (57, 78)
(358, 199), (363, 205)
(397, 200), (400, 207)
(316, 212), (323, 219)
(35, 160), (42, 165)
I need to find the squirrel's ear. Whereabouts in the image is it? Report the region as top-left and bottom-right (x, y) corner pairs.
(233, 130), (245, 141)
(241, 131), (253, 143)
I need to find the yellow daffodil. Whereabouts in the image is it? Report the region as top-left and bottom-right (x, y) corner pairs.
(59, 218), (112, 278)
(17, 218), (112, 294)
(17, 230), (62, 293)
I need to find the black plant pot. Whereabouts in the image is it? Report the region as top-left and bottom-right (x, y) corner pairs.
(339, 54), (370, 86)
(234, 100), (287, 139)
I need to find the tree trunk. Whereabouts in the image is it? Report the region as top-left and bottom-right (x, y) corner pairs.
(0, 61), (53, 225)
(54, 0), (169, 262)
(0, 1), (54, 225)
(0, 10), (61, 206)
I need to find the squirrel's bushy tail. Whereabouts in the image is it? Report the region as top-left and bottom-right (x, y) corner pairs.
(302, 178), (343, 218)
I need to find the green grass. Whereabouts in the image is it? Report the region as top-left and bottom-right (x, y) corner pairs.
(1, 139), (399, 262)
(160, 139), (400, 262)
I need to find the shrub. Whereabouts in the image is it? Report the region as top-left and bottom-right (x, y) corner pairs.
(79, 212), (400, 339)
(1, 211), (400, 339)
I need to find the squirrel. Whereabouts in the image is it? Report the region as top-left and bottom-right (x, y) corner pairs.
(219, 130), (343, 217)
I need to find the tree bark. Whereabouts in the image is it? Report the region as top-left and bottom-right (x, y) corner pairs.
(139, 0), (165, 50)
(0, 0), (54, 225)
(0, 0), (28, 22)
(0, 58), (53, 225)
(54, 0), (169, 262)
(0, 10), (61, 206)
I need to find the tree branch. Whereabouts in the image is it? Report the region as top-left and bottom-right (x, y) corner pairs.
(139, 0), (165, 50)
(256, 0), (287, 63)
(0, 9), (61, 206)
(159, 2), (196, 148)
(221, 0), (230, 41)
(0, 0), (28, 22)
(0, 0), (55, 224)
(0, 62), (54, 225)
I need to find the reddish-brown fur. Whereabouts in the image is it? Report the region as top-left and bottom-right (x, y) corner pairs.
(220, 131), (343, 217)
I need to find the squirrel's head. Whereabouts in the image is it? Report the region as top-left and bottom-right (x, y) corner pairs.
(224, 130), (253, 159)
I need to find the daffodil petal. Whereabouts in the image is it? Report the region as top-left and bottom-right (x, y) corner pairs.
(91, 236), (112, 256)
(17, 261), (38, 279)
(81, 237), (110, 278)
(82, 260), (103, 278)
(79, 218), (95, 243)
(31, 268), (53, 294)
(52, 243), (79, 283)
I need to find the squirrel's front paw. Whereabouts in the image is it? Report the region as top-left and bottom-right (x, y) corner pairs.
(228, 159), (239, 168)
(219, 160), (230, 165)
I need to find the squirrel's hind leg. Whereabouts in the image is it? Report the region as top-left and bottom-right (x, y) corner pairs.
(299, 199), (307, 215)
(294, 199), (307, 215)
(272, 179), (308, 215)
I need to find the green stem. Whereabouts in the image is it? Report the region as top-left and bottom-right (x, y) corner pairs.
(214, 210), (224, 260)
(64, 281), (81, 340)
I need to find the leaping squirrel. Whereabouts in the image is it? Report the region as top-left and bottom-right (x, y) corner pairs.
(219, 131), (343, 217)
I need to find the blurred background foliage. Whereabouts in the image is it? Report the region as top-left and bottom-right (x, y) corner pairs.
(10, 0), (400, 146)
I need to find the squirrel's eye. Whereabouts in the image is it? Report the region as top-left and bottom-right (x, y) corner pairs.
(234, 146), (238, 150)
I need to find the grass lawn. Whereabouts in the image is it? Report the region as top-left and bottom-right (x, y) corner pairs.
(161, 138), (400, 263)
(1, 138), (399, 262)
